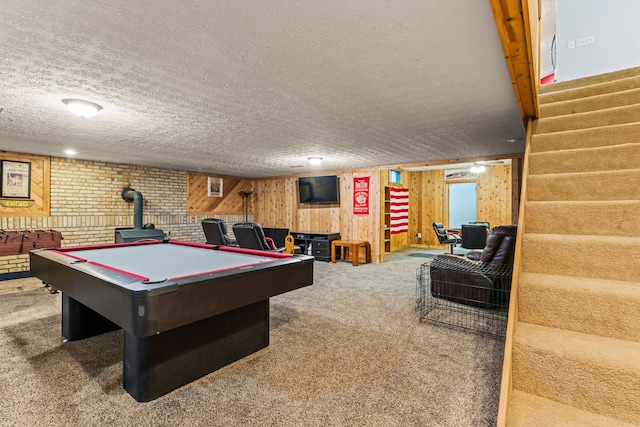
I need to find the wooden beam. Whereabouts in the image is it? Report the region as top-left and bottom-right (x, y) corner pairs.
(489, 0), (539, 122)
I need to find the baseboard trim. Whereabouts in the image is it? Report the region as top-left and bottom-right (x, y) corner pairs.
(0, 271), (32, 281)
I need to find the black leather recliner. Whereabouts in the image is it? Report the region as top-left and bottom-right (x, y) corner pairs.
(201, 218), (237, 246)
(232, 222), (286, 252)
(429, 225), (517, 309)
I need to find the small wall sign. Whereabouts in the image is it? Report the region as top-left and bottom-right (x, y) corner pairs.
(1, 160), (31, 198)
(208, 177), (223, 198)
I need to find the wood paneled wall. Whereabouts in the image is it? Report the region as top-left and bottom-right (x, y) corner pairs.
(408, 169), (446, 248)
(407, 164), (514, 248)
(0, 151), (50, 217)
(476, 164), (513, 229)
(254, 168), (385, 262)
(186, 172), (254, 215)
(188, 159), (520, 262)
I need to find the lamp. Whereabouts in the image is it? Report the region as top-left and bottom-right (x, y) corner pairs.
(62, 99), (102, 118)
(470, 163), (486, 174)
(308, 157), (322, 165)
(239, 191), (253, 223)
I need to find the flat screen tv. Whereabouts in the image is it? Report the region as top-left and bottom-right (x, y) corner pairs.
(298, 175), (340, 204)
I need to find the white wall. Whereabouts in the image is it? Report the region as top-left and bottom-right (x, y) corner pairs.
(556, 0), (640, 82)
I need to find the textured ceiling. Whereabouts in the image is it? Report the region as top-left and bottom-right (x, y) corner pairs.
(0, 1), (526, 178)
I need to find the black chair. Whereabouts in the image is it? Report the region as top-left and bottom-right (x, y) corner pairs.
(432, 222), (463, 255)
(262, 227), (290, 248)
(232, 222), (286, 252)
(201, 218), (237, 246)
(469, 221), (490, 228)
(461, 224), (488, 250)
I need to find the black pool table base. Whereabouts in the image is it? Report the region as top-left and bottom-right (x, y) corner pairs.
(64, 295), (269, 402)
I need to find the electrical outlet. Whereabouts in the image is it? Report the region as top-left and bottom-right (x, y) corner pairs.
(576, 35), (595, 47)
(568, 40), (575, 49)
(416, 233), (422, 238)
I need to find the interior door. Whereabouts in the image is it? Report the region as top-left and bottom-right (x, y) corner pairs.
(448, 182), (476, 228)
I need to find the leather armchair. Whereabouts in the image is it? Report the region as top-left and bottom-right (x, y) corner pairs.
(429, 225), (517, 309)
(201, 218), (237, 246)
(232, 222), (286, 252)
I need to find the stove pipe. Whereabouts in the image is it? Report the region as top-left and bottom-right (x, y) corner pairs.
(121, 188), (143, 229)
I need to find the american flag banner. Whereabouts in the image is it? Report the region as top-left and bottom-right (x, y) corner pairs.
(389, 187), (409, 234)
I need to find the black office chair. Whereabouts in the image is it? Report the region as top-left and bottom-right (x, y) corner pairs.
(232, 222), (286, 252)
(461, 224), (488, 250)
(201, 218), (237, 246)
(432, 222), (463, 255)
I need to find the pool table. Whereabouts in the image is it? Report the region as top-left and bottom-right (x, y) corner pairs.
(30, 240), (314, 402)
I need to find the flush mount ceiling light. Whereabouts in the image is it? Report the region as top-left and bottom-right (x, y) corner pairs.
(62, 99), (102, 118)
(308, 157), (323, 165)
(63, 149), (77, 156)
(469, 163), (486, 174)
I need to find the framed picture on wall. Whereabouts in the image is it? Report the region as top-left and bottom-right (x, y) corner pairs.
(1, 160), (31, 199)
(208, 177), (223, 198)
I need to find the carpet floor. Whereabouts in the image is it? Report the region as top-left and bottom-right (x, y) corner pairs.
(0, 248), (504, 426)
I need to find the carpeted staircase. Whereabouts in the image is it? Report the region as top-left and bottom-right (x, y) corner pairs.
(505, 66), (640, 426)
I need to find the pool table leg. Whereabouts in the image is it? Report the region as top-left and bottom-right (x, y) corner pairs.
(123, 299), (269, 402)
(62, 293), (120, 341)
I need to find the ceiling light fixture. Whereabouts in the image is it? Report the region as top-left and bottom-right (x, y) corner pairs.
(63, 149), (77, 156)
(62, 99), (102, 118)
(308, 157), (323, 165)
(470, 163), (486, 174)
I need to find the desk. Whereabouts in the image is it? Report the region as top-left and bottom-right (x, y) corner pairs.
(30, 240), (314, 402)
(331, 240), (370, 266)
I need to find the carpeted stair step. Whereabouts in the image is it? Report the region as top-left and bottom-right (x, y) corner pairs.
(511, 322), (640, 424)
(506, 389), (636, 427)
(539, 87), (640, 118)
(540, 66), (640, 95)
(521, 233), (640, 282)
(518, 272), (640, 342)
(527, 169), (640, 201)
(529, 142), (640, 175)
(534, 103), (640, 134)
(525, 200), (640, 237)
(531, 122), (640, 153)
(539, 74), (640, 104)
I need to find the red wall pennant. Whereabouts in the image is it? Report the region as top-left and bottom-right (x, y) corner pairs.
(353, 176), (370, 215)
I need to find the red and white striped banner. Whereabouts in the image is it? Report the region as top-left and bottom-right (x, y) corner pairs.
(389, 187), (408, 234)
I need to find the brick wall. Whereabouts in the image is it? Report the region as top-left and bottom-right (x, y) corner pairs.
(0, 157), (248, 274)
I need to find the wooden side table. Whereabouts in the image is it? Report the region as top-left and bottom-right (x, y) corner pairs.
(331, 240), (371, 266)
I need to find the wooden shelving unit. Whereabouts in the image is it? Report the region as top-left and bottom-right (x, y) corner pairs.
(383, 186), (391, 253)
